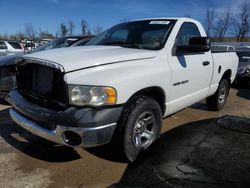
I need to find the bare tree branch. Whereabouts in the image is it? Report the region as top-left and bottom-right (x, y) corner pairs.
(204, 8), (216, 37)
(24, 23), (37, 40)
(60, 23), (68, 37)
(38, 28), (54, 40)
(92, 25), (103, 35)
(213, 8), (232, 42)
(68, 21), (75, 36)
(81, 19), (91, 35)
(232, 1), (250, 42)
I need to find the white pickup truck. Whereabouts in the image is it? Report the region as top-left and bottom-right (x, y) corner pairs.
(7, 18), (238, 161)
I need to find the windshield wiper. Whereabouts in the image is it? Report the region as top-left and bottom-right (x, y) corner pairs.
(102, 41), (142, 49)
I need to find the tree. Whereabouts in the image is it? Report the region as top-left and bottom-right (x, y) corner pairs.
(81, 19), (91, 35)
(232, 1), (250, 42)
(38, 28), (54, 40)
(213, 8), (232, 42)
(204, 8), (216, 37)
(16, 32), (26, 41)
(24, 23), (36, 40)
(60, 23), (68, 37)
(68, 21), (75, 36)
(92, 25), (103, 35)
(0, 33), (9, 40)
(0, 33), (8, 40)
(9, 34), (18, 40)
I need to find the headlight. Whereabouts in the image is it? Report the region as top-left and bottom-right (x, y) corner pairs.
(68, 85), (117, 106)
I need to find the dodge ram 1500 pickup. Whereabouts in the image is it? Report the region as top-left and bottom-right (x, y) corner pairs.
(7, 18), (238, 161)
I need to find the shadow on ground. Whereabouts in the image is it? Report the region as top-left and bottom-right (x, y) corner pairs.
(85, 143), (128, 163)
(236, 89), (250, 100)
(0, 108), (81, 162)
(190, 101), (208, 111)
(109, 116), (250, 188)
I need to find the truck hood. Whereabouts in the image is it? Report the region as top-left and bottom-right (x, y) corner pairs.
(25, 46), (158, 72)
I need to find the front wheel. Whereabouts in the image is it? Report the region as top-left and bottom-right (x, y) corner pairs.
(117, 96), (162, 162)
(206, 79), (229, 111)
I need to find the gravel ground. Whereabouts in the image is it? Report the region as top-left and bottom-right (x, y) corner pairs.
(0, 88), (249, 188)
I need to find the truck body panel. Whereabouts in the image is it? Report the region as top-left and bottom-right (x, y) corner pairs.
(7, 17), (239, 149)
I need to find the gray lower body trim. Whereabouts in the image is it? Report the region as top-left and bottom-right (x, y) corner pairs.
(9, 108), (117, 148)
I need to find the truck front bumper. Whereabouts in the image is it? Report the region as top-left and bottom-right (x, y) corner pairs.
(7, 89), (123, 148)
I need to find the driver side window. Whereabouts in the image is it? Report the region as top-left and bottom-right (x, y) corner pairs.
(175, 22), (201, 46)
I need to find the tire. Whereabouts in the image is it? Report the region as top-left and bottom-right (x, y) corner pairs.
(206, 79), (229, 111)
(116, 96), (162, 162)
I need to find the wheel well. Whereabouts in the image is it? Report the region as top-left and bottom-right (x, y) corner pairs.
(129, 87), (166, 114)
(221, 69), (232, 83)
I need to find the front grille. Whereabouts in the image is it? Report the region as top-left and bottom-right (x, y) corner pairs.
(16, 59), (68, 110)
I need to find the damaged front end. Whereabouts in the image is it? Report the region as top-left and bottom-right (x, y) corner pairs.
(7, 57), (123, 147)
(15, 57), (68, 110)
(0, 66), (16, 98)
(0, 55), (21, 99)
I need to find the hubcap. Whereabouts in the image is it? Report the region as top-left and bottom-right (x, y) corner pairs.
(133, 111), (156, 150)
(218, 84), (226, 105)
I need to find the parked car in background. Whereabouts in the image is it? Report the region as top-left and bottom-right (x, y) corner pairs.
(0, 35), (94, 100)
(31, 35), (94, 53)
(24, 41), (36, 52)
(40, 39), (53, 45)
(0, 41), (24, 56)
(237, 46), (250, 50)
(211, 44), (235, 52)
(234, 50), (250, 87)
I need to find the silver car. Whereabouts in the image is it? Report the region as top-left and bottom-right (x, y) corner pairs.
(0, 41), (24, 56)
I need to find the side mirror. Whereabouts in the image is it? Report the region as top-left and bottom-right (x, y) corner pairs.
(175, 37), (210, 55)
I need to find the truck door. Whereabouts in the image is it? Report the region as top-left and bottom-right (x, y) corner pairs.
(168, 22), (213, 113)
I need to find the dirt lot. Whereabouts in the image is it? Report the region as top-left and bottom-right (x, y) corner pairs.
(0, 88), (249, 188)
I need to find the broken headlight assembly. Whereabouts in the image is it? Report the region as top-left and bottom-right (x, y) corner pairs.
(68, 85), (117, 107)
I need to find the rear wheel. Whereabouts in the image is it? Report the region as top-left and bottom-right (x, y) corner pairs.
(116, 96), (162, 162)
(206, 79), (229, 111)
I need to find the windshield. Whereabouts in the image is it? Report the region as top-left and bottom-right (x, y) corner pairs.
(87, 20), (175, 50)
(30, 37), (80, 53)
(237, 51), (250, 64)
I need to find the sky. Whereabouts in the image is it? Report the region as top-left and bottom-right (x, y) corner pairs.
(0, 0), (246, 35)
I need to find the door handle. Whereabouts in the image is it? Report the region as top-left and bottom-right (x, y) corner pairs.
(203, 61), (210, 66)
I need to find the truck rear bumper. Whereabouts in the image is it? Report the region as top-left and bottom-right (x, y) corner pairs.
(7, 89), (123, 147)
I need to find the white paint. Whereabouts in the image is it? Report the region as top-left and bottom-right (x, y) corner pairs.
(24, 17), (238, 118)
